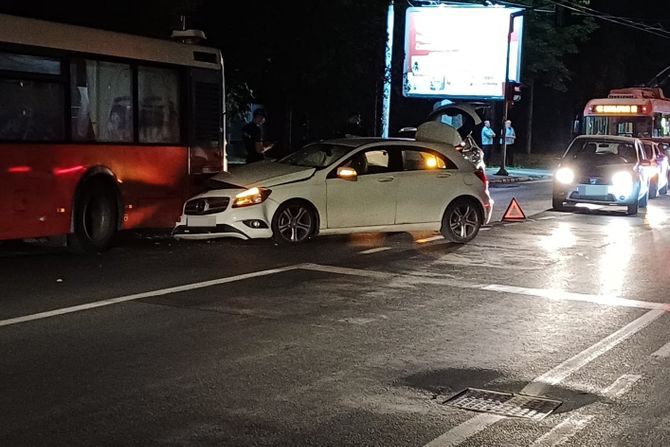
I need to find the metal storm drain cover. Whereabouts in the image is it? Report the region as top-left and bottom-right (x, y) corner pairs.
(444, 388), (562, 421)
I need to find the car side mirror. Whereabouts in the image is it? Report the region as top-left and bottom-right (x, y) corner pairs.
(337, 166), (358, 181)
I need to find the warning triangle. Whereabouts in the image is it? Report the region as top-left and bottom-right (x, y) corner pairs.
(502, 197), (526, 222)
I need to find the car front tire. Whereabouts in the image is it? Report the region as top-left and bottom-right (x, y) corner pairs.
(440, 198), (482, 244)
(271, 200), (317, 245)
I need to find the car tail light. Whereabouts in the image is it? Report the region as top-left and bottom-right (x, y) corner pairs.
(474, 169), (488, 188)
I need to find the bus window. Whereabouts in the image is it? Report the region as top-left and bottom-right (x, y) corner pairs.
(138, 66), (181, 144)
(654, 113), (670, 137)
(0, 79), (64, 141)
(0, 51), (61, 75)
(70, 59), (134, 143)
(584, 116), (608, 135)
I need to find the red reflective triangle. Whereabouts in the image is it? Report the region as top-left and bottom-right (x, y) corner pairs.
(502, 197), (526, 221)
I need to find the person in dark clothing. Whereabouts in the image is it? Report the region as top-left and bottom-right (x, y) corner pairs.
(242, 108), (273, 163)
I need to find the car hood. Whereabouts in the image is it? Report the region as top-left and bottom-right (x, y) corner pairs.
(210, 161), (317, 188)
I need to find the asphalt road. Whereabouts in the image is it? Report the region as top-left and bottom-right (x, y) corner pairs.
(2, 181), (670, 446)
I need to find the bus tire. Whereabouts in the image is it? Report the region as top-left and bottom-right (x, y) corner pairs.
(68, 179), (119, 253)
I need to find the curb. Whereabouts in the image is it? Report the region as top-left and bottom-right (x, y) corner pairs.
(488, 176), (532, 185)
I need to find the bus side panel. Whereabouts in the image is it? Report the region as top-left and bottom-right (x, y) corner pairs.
(0, 144), (189, 241)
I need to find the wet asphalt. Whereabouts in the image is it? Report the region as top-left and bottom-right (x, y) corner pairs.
(1, 180), (670, 446)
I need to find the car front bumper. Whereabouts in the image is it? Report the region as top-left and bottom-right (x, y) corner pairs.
(173, 198), (275, 240)
(553, 182), (638, 206)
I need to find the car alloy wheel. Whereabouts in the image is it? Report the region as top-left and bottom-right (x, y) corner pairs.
(441, 199), (481, 244)
(273, 201), (316, 244)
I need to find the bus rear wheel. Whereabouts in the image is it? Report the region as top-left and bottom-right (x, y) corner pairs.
(68, 180), (118, 253)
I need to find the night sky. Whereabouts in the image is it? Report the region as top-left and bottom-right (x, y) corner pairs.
(1, 0), (670, 152)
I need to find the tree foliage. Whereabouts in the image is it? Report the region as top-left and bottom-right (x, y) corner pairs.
(519, 0), (597, 91)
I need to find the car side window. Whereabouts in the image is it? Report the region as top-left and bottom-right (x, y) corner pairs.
(339, 148), (401, 176)
(402, 149), (455, 171)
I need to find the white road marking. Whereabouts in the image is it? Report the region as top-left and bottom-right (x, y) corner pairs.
(358, 247), (392, 255)
(416, 235), (444, 244)
(423, 414), (504, 447)
(482, 284), (670, 312)
(422, 309), (665, 447)
(530, 414), (594, 447)
(0, 265), (304, 328)
(603, 374), (641, 399)
(300, 263), (394, 280)
(651, 341), (670, 359)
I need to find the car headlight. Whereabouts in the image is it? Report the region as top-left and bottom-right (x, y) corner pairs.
(612, 171), (633, 188)
(555, 167), (575, 184)
(232, 187), (271, 208)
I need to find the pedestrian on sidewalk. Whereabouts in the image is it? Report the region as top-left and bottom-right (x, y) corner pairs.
(480, 120), (495, 166)
(500, 120), (517, 166)
(242, 108), (273, 164)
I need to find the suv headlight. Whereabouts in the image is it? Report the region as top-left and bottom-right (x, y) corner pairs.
(232, 187), (271, 208)
(555, 167), (574, 184)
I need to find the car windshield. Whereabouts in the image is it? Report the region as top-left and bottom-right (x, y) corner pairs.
(564, 140), (638, 164)
(278, 143), (351, 169)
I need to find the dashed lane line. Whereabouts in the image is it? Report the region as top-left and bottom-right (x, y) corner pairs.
(530, 414), (594, 447)
(603, 374), (642, 399)
(651, 341), (670, 359)
(358, 247), (392, 255)
(422, 309), (665, 447)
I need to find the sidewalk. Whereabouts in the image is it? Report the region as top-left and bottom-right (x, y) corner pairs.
(485, 167), (553, 185)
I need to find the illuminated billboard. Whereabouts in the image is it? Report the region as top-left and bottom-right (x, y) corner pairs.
(404, 6), (524, 100)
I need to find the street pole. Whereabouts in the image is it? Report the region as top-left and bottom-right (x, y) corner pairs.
(495, 10), (524, 176)
(381, 0), (395, 138)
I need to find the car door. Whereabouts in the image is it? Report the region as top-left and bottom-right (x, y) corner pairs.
(395, 147), (461, 224)
(325, 147), (401, 228)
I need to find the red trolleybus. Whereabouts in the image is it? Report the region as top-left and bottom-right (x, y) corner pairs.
(0, 14), (225, 252)
(583, 87), (670, 140)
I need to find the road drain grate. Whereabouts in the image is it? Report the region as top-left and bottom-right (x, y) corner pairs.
(443, 388), (562, 420)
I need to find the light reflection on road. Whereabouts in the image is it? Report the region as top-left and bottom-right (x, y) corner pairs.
(598, 219), (633, 297)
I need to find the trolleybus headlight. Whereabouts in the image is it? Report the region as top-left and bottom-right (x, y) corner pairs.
(555, 167), (575, 184)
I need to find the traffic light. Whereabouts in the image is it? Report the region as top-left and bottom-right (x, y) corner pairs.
(505, 81), (523, 103)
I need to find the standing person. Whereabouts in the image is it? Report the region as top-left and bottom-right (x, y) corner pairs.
(480, 120), (495, 166)
(500, 119), (517, 167)
(242, 108), (273, 164)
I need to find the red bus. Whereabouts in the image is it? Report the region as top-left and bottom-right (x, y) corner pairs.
(583, 87), (670, 140)
(0, 14), (225, 252)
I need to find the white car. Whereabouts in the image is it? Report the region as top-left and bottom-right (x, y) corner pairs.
(174, 125), (493, 244)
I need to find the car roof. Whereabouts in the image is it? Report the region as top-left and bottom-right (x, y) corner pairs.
(572, 135), (640, 144)
(321, 137), (413, 148)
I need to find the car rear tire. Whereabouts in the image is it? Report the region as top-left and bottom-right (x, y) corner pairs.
(440, 198), (482, 244)
(271, 200), (317, 245)
(67, 180), (118, 253)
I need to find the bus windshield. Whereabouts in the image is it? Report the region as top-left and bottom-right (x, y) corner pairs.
(584, 116), (652, 138)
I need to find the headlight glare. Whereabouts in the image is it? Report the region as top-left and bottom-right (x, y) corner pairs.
(555, 167), (575, 184)
(612, 171), (633, 187)
(232, 187), (271, 208)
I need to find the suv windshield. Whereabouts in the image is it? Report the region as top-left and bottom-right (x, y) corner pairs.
(278, 143), (351, 168)
(564, 140), (638, 164)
